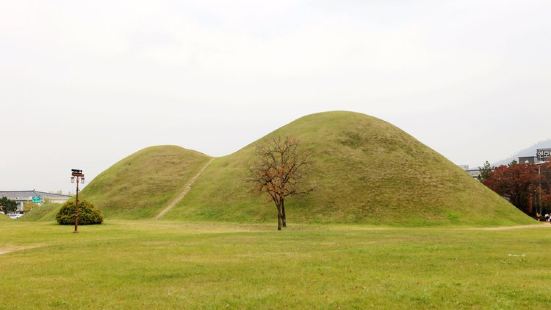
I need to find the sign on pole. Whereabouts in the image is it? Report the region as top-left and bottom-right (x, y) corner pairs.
(32, 196), (42, 204)
(537, 148), (551, 162)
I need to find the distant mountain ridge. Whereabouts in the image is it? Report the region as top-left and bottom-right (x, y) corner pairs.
(494, 139), (551, 166)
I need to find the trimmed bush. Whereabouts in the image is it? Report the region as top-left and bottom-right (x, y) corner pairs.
(56, 200), (103, 225)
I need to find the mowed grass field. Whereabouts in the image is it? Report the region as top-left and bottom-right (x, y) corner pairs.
(1, 220), (551, 309)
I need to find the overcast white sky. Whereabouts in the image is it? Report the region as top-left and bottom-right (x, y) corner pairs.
(1, 0), (550, 193)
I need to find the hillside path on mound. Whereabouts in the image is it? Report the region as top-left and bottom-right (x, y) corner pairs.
(155, 158), (214, 220)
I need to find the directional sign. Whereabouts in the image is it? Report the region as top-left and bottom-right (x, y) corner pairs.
(537, 149), (551, 162)
(31, 196), (42, 204)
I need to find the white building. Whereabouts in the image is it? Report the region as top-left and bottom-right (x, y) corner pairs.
(0, 190), (71, 213)
(459, 165), (481, 179)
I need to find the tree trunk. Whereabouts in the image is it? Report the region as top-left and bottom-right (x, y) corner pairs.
(528, 192), (533, 216)
(276, 203), (283, 231)
(281, 199), (287, 228)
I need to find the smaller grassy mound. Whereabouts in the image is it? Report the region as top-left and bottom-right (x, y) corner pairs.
(20, 203), (62, 222)
(81, 146), (211, 219)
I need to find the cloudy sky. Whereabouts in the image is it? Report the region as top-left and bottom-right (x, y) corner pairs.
(1, 0), (550, 193)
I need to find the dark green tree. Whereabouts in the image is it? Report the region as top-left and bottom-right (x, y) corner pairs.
(56, 200), (103, 225)
(0, 197), (18, 214)
(478, 161), (493, 182)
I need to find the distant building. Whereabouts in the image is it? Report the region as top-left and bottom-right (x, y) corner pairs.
(459, 165), (481, 179)
(0, 190), (71, 213)
(517, 149), (551, 165)
(518, 156), (537, 164)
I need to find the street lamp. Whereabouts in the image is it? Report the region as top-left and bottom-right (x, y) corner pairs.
(71, 169), (85, 233)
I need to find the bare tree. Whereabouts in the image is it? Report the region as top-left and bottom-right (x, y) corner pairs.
(249, 136), (310, 230)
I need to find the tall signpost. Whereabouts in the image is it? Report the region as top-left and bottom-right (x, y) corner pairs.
(538, 165), (542, 218)
(71, 169), (85, 233)
(535, 150), (549, 219)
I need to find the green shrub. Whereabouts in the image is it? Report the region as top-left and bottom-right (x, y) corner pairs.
(56, 200), (103, 225)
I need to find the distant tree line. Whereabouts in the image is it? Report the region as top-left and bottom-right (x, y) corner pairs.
(480, 160), (551, 219)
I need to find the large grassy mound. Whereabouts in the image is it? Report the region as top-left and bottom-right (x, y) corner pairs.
(81, 146), (211, 219)
(165, 111), (531, 226)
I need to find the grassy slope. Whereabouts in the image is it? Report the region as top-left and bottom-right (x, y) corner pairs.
(20, 203), (62, 222)
(81, 146), (211, 219)
(166, 111), (531, 226)
(1, 221), (550, 309)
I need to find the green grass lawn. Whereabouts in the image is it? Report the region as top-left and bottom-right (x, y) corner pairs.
(1, 220), (550, 309)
